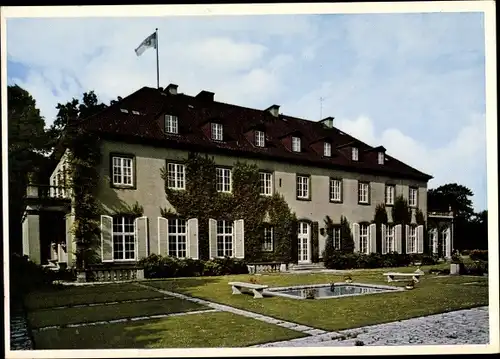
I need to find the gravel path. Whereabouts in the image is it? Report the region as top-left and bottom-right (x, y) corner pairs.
(253, 306), (489, 347)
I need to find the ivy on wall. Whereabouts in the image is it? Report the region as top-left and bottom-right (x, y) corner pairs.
(392, 195), (412, 255)
(109, 201), (144, 218)
(160, 152), (298, 263)
(66, 130), (102, 270)
(373, 204), (389, 254)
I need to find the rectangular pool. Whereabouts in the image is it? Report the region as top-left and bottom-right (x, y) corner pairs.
(264, 283), (403, 300)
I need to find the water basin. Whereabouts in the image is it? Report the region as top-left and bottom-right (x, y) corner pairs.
(264, 282), (403, 299)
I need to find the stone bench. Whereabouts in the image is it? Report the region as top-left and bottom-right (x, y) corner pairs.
(228, 281), (269, 299)
(383, 271), (424, 283)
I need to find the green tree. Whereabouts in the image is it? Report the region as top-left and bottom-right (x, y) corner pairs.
(373, 204), (388, 254)
(392, 195), (412, 254)
(8, 85), (49, 253)
(428, 183), (476, 250)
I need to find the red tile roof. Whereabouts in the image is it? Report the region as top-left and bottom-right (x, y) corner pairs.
(80, 86), (432, 181)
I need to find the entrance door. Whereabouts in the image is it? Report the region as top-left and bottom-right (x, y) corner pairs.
(298, 222), (311, 264)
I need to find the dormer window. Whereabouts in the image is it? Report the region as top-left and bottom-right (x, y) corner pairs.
(352, 147), (359, 161)
(292, 136), (301, 152)
(165, 115), (178, 134)
(211, 123), (223, 141)
(378, 152), (385, 165)
(324, 142), (332, 157)
(255, 130), (265, 147)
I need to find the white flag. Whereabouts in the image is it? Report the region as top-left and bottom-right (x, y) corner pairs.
(135, 32), (157, 56)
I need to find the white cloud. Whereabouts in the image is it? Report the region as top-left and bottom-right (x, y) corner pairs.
(5, 12), (487, 210)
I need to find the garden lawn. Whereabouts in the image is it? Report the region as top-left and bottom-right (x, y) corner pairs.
(28, 297), (205, 329)
(24, 285), (166, 311)
(33, 311), (305, 349)
(145, 264), (489, 332)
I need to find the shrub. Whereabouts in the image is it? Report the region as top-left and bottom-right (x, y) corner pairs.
(9, 254), (76, 298)
(460, 260), (488, 276)
(323, 252), (413, 270)
(420, 254), (439, 265)
(469, 250), (488, 262)
(139, 254), (248, 278)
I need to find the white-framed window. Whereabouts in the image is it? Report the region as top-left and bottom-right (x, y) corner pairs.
(259, 172), (273, 196)
(211, 123), (223, 141)
(332, 227), (341, 250)
(292, 136), (301, 152)
(165, 114), (178, 134)
(262, 226), (274, 251)
(324, 142), (332, 157)
(216, 168), (232, 193)
(409, 187), (418, 207)
(255, 130), (265, 147)
(352, 147), (359, 161)
(385, 225), (395, 253)
(408, 226), (417, 253)
(358, 182), (369, 204)
(360, 224), (369, 254)
(378, 152), (385, 165)
(330, 178), (342, 202)
(112, 156), (133, 187)
(167, 163), (185, 190)
(385, 185), (395, 205)
(168, 218), (187, 258)
(217, 220), (233, 257)
(296, 175), (310, 199)
(112, 216), (135, 260)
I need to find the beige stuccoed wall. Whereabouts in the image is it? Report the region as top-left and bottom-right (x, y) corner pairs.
(97, 140), (428, 258)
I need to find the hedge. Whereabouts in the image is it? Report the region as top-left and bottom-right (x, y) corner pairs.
(322, 251), (439, 270)
(138, 254), (249, 278)
(469, 250), (488, 262)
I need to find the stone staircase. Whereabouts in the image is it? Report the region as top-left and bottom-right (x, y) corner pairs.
(288, 262), (326, 273)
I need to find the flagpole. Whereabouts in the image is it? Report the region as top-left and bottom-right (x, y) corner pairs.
(156, 28), (159, 89)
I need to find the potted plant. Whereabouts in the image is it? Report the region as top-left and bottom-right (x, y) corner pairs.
(344, 274), (353, 283)
(450, 251), (463, 276)
(405, 279), (416, 290)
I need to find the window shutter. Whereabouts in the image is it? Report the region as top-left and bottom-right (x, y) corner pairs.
(157, 217), (168, 255)
(417, 225), (424, 253)
(381, 224), (387, 254)
(405, 225), (410, 253)
(369, 223), (376, 253)
(433, 228), (438, 254)
(352, 223), (360, 252)
(100, 215), (113, 262)
(209, 219), (217, 259)
(135, 216), (148, 260)
(187, 218), (199, 259)
(234, 219), (245, 259)
(394, 224), (402, 253)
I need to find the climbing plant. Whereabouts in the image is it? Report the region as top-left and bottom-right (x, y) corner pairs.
(66, 129), (102, 270)
(392, 195), (412, 254)
(373, 203), (388, 254)
(322, 215), (337, 259)
(340, 215), (354, 253)
(160, 152), (297, 262)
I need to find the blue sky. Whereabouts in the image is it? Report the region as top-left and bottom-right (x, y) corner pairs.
(5, 9), (488, 211)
